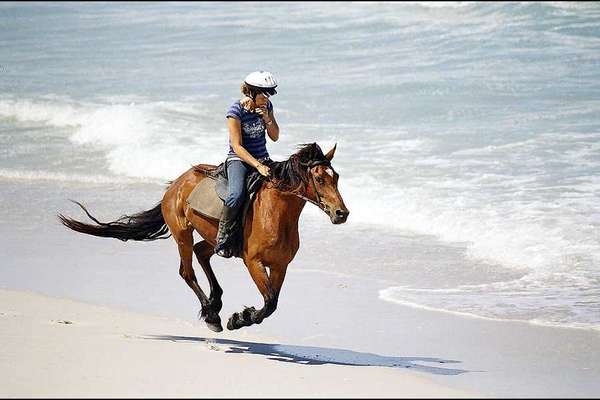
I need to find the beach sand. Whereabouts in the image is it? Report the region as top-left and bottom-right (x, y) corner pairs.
(0, 289), (472, 398)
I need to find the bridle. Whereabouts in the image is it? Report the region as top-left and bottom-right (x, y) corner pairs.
(295, 159), (334, 211)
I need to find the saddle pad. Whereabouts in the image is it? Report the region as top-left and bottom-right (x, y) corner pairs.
(186, 178), (224, 220)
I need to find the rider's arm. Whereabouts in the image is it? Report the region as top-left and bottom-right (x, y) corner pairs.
(227, 117), (263, 169)
(264, 109), (279, 142)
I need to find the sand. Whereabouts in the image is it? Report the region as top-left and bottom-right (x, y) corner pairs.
(0, 289), (473, 398)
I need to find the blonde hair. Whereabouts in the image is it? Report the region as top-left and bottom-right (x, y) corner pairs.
(240, 82), (260, 99)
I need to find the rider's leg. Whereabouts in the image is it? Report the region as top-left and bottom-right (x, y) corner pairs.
(214, 159), (248, 258)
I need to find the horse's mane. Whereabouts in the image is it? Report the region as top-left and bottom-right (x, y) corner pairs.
(267, 142), (330, 194)
(191, 142), (329, 194)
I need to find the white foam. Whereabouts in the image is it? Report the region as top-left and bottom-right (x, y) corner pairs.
(0, 95), (226, 182)
(70, 104), (152, 146)
(0, 168), (163, 185)
(340, 173), (600, 273)
(0, 96), (86, 128)
(106, 142), (222, 181)
(379, 286), (600, 332)
(379, 287), (512, 321)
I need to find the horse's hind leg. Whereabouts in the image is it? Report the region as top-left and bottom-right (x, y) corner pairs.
(174, 229), (221, 332)
(193, 240), (223, 332)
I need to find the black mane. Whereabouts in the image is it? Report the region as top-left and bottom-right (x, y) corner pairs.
(268, 143), (330, 193)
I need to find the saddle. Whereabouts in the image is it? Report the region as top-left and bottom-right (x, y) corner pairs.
(186, 161), (269, 257)
(186, 164), (229, 220)
(187, 162), (266, 219)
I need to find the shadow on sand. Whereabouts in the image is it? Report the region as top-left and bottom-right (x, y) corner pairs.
(141, 335), (469, 376)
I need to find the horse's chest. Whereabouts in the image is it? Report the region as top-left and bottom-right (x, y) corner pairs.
(250, 224), (299, 266)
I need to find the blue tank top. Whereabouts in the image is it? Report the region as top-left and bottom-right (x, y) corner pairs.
(226, 100), (272, 160)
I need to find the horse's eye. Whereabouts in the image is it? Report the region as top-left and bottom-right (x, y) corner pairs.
(316, 176), (325, 185)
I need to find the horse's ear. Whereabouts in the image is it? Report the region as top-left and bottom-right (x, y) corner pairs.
(325, 143), (337, 161)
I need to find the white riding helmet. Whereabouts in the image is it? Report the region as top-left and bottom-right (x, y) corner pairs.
(244, 71), (278, 89)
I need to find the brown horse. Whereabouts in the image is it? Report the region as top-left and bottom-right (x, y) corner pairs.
(59, 143), (349, 332)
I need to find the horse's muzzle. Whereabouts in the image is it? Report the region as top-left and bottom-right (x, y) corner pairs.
(330, 208), (349, 224)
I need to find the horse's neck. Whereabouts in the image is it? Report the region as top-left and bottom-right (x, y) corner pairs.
(257, 187), (306, 231)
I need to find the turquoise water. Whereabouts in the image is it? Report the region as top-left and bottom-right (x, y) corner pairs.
(1, 2), (600, 329)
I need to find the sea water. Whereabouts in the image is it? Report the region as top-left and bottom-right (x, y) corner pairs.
(1, 2), (599, 330)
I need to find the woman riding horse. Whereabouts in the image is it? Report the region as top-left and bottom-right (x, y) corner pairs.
(215, 70), (280, 258)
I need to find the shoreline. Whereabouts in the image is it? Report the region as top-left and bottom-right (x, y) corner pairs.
(379, 288), (600, 333)
(0, 288), (473, 398)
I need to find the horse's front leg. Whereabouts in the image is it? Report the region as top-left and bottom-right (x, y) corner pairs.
(227, 260), (287, 330)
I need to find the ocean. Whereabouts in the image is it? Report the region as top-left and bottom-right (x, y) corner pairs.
(1, 2), (599, 331)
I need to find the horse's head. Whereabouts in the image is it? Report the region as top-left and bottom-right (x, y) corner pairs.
(268, 142), (350, 224)
(301, 144), (350, 225)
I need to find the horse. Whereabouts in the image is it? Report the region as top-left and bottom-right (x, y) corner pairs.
(58, 143), (349, 332)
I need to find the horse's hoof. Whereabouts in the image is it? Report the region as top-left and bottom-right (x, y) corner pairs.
(206, 321), (223, 332)
(226, 320), (235, 330)
(226, 314), (238, 330)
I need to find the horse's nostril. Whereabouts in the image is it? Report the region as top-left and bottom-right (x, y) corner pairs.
(335, 209), (349, 218)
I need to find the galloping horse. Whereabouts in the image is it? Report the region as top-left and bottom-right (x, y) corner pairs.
(59, 143), (349, 332)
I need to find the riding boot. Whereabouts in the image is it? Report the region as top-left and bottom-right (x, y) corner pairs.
(214, 205), (239, 258)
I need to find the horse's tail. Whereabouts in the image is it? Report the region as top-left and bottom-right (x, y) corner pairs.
(57, 200), (171, 242)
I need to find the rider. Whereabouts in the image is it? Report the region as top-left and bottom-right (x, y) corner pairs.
(214, 70), (280, 258)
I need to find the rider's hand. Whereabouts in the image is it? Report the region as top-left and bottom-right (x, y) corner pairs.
(256, 163), (270, 177)
(240, 96), (255, 112)
(255, 107), (272, 124)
